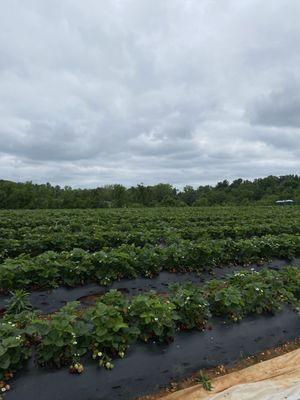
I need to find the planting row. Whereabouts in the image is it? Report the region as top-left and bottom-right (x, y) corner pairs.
(1, 266), (299, 385)
(1, 207), (299, 262)
(0, 206), (300, 231)
(1, 234), (300, 292)
(2, 221), (300, 260)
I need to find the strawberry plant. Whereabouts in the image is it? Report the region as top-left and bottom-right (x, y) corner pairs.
(0, 321), (31, 380)
(84, 301), (139, 369)
(100, 290), (128, 311)
(35, 302), (89, 368)
(280, 266), (300, 300)
(205, 281), (245, 321)
(128, 293), (176, 342)
(91, 247), (139, 285)
(169, 282), (211, 330)
(60, 248), (94, 286)
(228, 269), (294, 314)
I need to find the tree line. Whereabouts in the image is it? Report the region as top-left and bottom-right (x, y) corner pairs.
(0, 175), (299, 209)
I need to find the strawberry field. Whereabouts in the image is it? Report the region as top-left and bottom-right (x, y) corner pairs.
(0, 206), (300, 399)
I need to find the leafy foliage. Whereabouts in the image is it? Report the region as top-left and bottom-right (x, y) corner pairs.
(205, 267), (299, 320)
(1, 205), (300, 383)
(169, 282), (211, 330)
(34, 302), (88, 367)
(0, 175), (300, 208)
(1, 232), (300, 291)
(128, 293), (176, 343)
(206, 281), (245, 321)
(0, 266), (299, 381)
(5, 290), (32, 315)
(196, 371), (213, 391)
(85, 300), (139, 369)
(0, 320), (31, 380)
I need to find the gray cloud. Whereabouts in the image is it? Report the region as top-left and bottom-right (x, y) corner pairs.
(0, 0), (300, 188)
(248, 84), (300, 128)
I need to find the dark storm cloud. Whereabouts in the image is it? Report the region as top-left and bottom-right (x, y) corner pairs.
(0, 0), (300, 187)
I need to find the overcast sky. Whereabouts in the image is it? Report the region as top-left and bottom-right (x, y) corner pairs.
(1, 0), (300, 188)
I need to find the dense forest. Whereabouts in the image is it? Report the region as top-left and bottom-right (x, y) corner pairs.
(0, 175), (299, 209)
